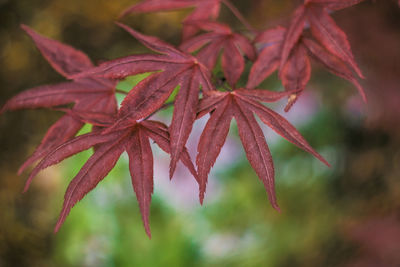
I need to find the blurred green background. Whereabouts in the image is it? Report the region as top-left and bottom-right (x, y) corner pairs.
(1, 0), (400, 266)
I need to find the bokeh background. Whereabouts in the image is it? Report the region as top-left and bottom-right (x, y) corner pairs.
(1, 0), (400, 266)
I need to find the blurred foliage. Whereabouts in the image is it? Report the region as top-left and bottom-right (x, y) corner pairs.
(1, 0), (400, 267)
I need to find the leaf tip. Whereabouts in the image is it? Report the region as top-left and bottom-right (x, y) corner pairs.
(114, 21), (126, 29)
(18, 159), (32, 175)
(22, 182), (31, 194)
(145, 228), (152, 239)
(117, 11), (126, 20)
(310, 149), (331, 167)
(118, 6), (134, 20)
(324, 160), (332, 168)
(54, 222), (62, 234)
(20, 24), (38, 40)
(199, 182), (206, 205)
(143, 220), (152, 238)
(199, 192), (204, 205)
(0, 104), (7, 115)
(115, 22), (139, 39)
(317, 153), (331, 167)
(271, 201), (281, 212)
(169, 159), (178, 180)
(360, 90), (368, 104)
(20, 24), (31, 33)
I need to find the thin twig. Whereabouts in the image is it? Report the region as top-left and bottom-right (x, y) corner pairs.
(221, 0), (257, 34)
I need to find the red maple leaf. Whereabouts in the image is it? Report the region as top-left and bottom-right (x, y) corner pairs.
(248, 22), (366, 111)
(180, 21), (256, 87)
(74, 23), (214, 178)
(280, 0), (365, 78)
(120, 0), (221, 40)
(24, 114), (197, 237)
(1, 25), (118, 173)
(196, 88), (329, 205)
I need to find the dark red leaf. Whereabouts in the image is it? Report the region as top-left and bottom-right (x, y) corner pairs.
(2, 26), (119, 174)
(280, 44), (311, 111)
(310, 0), (365, 10)
(1, 81), (103, 112)
(21, 118), (197, 236)
(116, 22), (187, 58)
(279, 5), (306, 74)
(55, 135), (128, 233)
(197, 90), (229, 118)
(233, 97), (279, 210)
(221, 40), (245, 87)
(142, 121), (198, 182)
(306, 6), (364, 78)
(169, 67), (203, 177)
(25, 131), (121, 192)
(247, 27), (286, 89)
(196, 88), (328, 207)
(74, 25), (212, 176)
(126, 127), (154, 238)
(238, 95), (329, 166)
(196, 94), (232, 203)
(181, 21), (255, 87)
(118, 70), (184, 123)
(120, 0), (221, 40)
(21, 24), (93, 78)
(233, 88), (290, 103)
(303, 38), (366, 101)
(18, 115), (83, 175)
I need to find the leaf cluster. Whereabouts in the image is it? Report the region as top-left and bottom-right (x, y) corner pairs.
(1, 0), (367, 237)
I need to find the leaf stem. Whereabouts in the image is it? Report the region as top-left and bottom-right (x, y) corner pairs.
(115, 89), (128, 95)
(221, 0), (257, 33)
